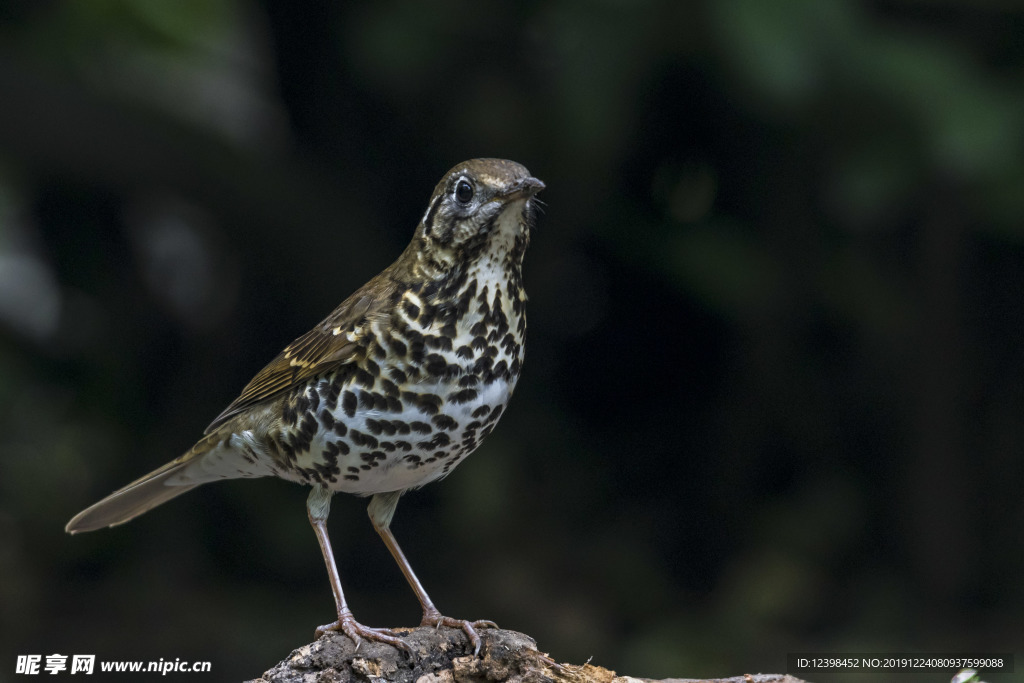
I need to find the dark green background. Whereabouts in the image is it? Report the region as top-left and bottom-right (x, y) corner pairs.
(0, 1), (1021, 681)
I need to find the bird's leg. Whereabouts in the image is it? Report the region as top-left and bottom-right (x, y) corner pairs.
(307, 486), (409, 651)
(368, 492), (497, 656)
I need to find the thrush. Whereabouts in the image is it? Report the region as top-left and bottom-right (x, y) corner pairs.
(66, 158), (545, 654)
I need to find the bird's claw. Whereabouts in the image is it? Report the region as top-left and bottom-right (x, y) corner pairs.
(316, 618), (411, 652)
(421, 613), (498, 656)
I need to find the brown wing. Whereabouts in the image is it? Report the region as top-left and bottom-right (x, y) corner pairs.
(204, 289), (385, 433)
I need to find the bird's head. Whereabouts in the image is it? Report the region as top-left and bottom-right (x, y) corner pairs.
(415, 158), (544, 271)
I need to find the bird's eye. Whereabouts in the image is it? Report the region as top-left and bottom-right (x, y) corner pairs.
(455, 180), (474, 204)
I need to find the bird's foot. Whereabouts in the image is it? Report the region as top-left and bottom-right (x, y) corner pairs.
(316, 615), (410, 652)
(421, 611), (498, 656)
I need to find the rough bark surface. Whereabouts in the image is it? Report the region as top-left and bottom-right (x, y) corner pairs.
(245, 627), (809, 683)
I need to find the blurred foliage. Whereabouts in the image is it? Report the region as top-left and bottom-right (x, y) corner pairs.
(0, 1), (1022, 681)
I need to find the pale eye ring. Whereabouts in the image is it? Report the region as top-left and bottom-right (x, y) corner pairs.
(455, 179), (474, 204)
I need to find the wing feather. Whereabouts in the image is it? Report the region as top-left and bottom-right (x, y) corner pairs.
(204, 291), (386, 433)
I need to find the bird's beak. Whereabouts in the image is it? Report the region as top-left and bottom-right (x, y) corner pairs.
(500, 176), (545, 201)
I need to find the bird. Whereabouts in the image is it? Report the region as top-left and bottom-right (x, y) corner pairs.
(66, 158), (545, 655)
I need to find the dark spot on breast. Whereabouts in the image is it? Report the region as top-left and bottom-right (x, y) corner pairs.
(471, 404), (491, 418)
(456, 285), (476, 319)
(389, 368), (408, 385)
(289, 426), (313, 455)
(380, 379), (400, 397)
(493, 360), (509, 380)
(424, 354), (447, 377)
(432, 414), (458, 431)
(342, 391), (357, 418)
(386, 396), (403, 412)
(324, 383), (341, 411)
(322, 441), (340, 464)
(459, 375), (478, 387)
(355, 368), (374, 388)
(391, 338), (408, 357)
(410, 421), (431, 434)
(365, 358), (380, 376)
(301, 413), (318, 438)
(472, 336), (487, 352)
(333, 421), (348, 437)
(319, 409), (335, 429)
(350, 430), (378, 448)
(365, 419), (383, 435)
(391, 420), (411, 435)
(419, 304), (438, 328)
(410, 339), (425, 363)
(448, 388), (478, 404)
(456, 345), (474, 360)
(415, 394), (442, 415)
(344, 474), (360, 481)
(403, 301), (420, 319)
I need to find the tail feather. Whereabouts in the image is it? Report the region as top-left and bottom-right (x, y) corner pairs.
(65, 458), (199, 533)
(65, 432), (236, 534)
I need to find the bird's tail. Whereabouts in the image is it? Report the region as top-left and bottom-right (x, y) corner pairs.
(65, 432), (230, 534)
